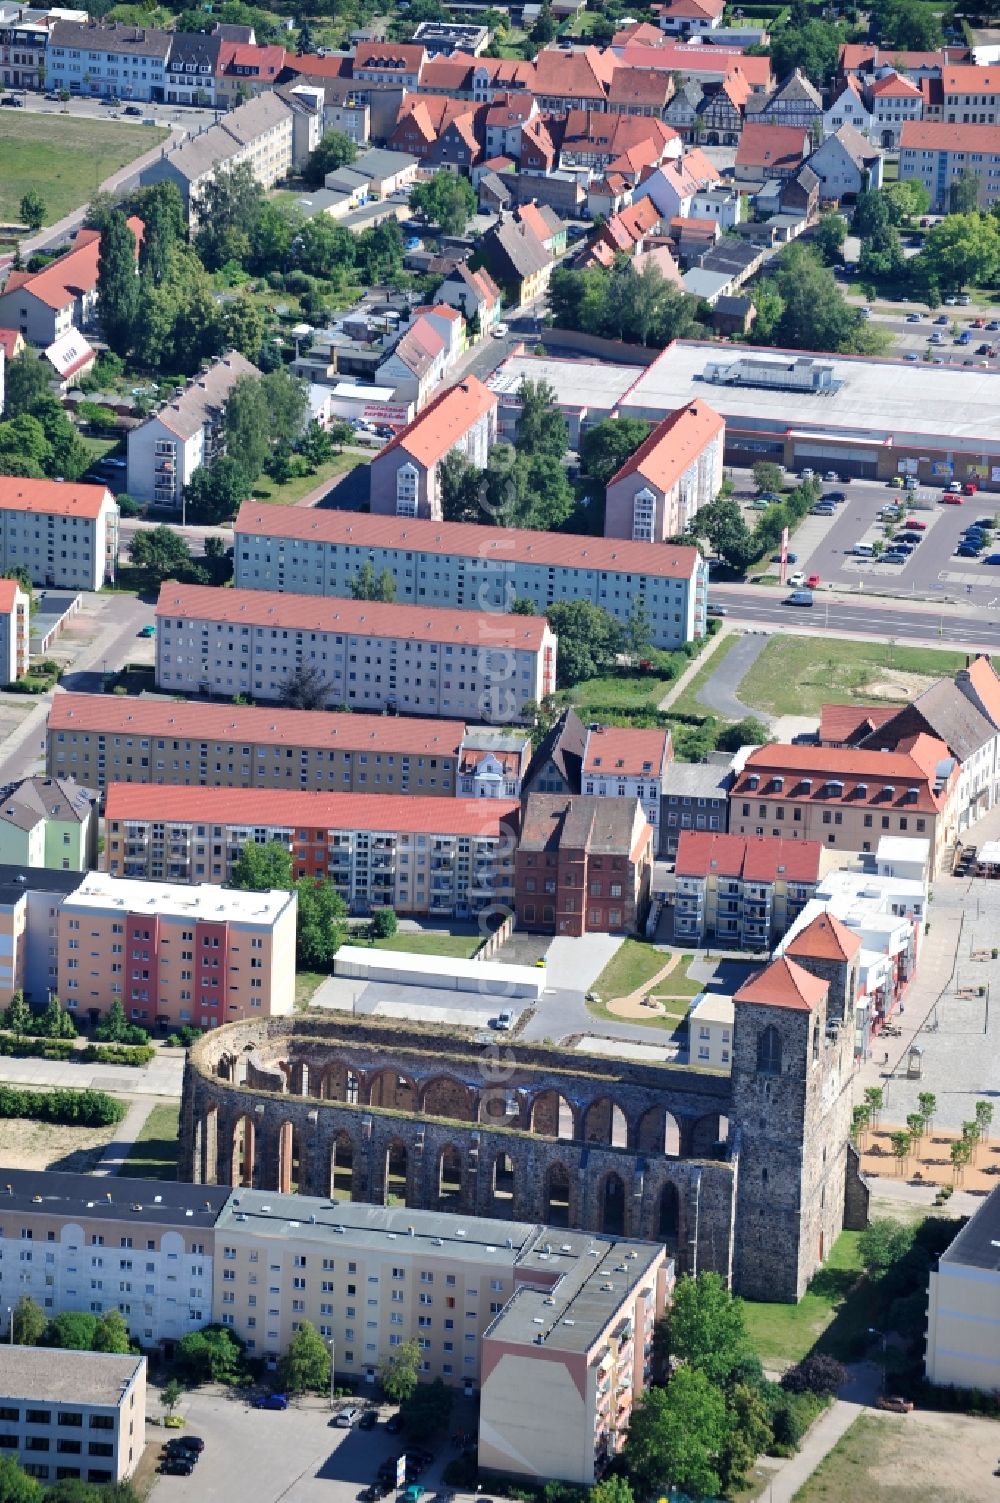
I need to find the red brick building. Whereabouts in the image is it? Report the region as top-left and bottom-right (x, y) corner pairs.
(514, 794), (653, 936)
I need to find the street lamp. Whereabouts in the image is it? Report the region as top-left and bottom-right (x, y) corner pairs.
(7, 1307), (12, 1345)
(328, 1336), (336, 1409)
(868, 1325), (886, 1395)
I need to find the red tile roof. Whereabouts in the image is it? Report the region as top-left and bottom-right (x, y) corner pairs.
(375, 376), (496, 469)
(963, 655), (1000, 728)
(9, 217), (143, 311)
(105, 783), (518, 837)
(0, 330), (23, 360)
(608, 399), (724, 495)
(786, 911), (861, 962)
(534, 44), (614, 99)
(942, 64), (1000, 93)
(354, 41), (425, 73)
(0, 579), (24, 614)
(901, 120), (1000, 151)
(733, 955), (828, 1012)
(583, 726), (671, 778)
(234, 502), (704, 581)
(735, 122), (809, 171)
(675, 831), (822, 882)
(839, 43), (970, 73)
(48, 693), (464, 757)
(732, 739), (954, 813)
(156, 581), (553, 652)
(0, 477), (112, 520)
(617, 43), (773, 88)
(217, 41), (285, 75)
(817, 703), (898, 744)
(871, 71), (922, 97)
(662, 0), (724, 17)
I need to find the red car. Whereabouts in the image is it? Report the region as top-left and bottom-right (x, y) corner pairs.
(806, 573), (821, 588)
(902, 518), (927, 530)
(973, 318), (986, 328)
(964, 481), (979, 495)
(941, 494), (964, 505)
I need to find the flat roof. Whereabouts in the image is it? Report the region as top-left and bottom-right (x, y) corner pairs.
(0, 1347), (144, 1407)
(334, 944), (542, 990)
(876, 835), (930, 863)
(939, 1183), (1000, 1270)
(622, 339), (1000, 452)
(488, 354), (637, 414)
(216, 1188), (540, 1263)
(688, 991), (735, 1025)
(62, 873), (296, 927)
(488, 1229), (663, 1355)
(0, 1167), (230, 1228)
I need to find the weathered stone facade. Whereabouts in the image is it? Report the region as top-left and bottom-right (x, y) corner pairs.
(179, 996), (860, 1301)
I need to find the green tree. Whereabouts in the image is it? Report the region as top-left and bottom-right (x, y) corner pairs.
(350, 560), (397, 601)
(514, 378), (567, 460)
(40, 993), (74, 1040)
(279, 662), (329, 710)
(770, 243), (865, 353)
(161, 1379), (183, 1416)
(813, 212), (847, 264)
(851, 1103), (871, 1145)
(0, 1456), (43, 1503)
(530, 1), (556, 41)
(46, 1311), (99, 1350)
(401, 1376), (453, 1435)
(511, 597), (536, 614)
(183, 456), (250, 525)
(0, 414), (50, 476)
(11, 1296), (46, 1347)
(624, 1367), (727, 1500)
(721, 1382), (773, 1492)
(279, 1319), (331, 1393)
(918, 212), (1000, 292)
(858, 1217), (915, 1274)
(579, 417), (652, 488)
(602, 256), (694, 347)
(752, 461), (784, 495)
(890, 1129), (911, 1172)
(128, 526), (193, 589)
(591, 1478), (633, 1503)
(514, 451), (574, 530)
(863, 1085), (884, 1125)
(625, 595), (653, 663)
(93, 1309), (132, 1353)
(3, 993), (31, 1037)
(135, 180), (185, 286)
(976, 1100), (994, 1139)
(99, 998), (129, 1043)
(194, 161), (264, 272)
(175, 1325), (245, 1384)
(224, 375), (271, 481)
(295, 878), (347, 970)
(853, 187), (893, 241)
(223, 295), (265, 361)
(655, 1271), (753, 1387)
(694, 496), (756, 572)
(19, 190), (45, 231)
(3, 351), (52, 418)
(263, 366), (308, 446)
(97, 209), (139, 357)
(918, 1091), (937, 1134)
(304, 129), (358, 188)
(439, 448), (483, 523)
(370, 906), (397, 941)
(231, 839), (294, 893)
(769, 18), (844, 85)
(410, 170), (477, 236)
(379, 1338), (421, 1403)
(547, 600), (624, 687)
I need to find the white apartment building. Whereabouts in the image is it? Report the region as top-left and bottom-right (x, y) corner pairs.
(581, 725), (672, 852)
(233, 504), (708, 651)
(0, 1171), (229, 1348)
(369, 375), (498, 521)
(0, 578), (29, 684)
(155, 582), (557, 724)
(0, 478), (119, 591)
(140, 92), (296, 220)
(126, 351), (260, 507)
(0, 1347), (145, 1488)
(685, 991), (734, 1069)
(45, 18), (170, 100)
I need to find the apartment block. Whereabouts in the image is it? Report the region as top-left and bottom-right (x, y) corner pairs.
(581, 725), (672, 855)
(233, 504), (708, 651)
(940, 63), (1000, 124)
(660, 755), (733, 858)
(728, 738), (960, 875)
(457, 730), (531, 799)
(0, 478), (119, 592)
(45, 18), (170, 100)
(927, 1184), (1000, 1391)
(0, 1170), (227, 1347)
(685, 992), (735, 1070)
(46, 694), (466, 796)
(57, 874), (297, 1030)
(140, 92), (296, 219)
(0, 1348), (145, 1488)
(0, 867), (86, 1009)
(0, 218), (142, 347)
(155, 582), (557, 724)
(0, 776), (97, 872)
(0, 577), (29, 684)
(103, 786), (518, 918)
(126, 351), (260, 507)
(368, 376), (498, 521)
(515, 794), (654, 936)
(673, 831), (821, 948)
(900, 121), (1000, 209)
(604, 400), (725, 543)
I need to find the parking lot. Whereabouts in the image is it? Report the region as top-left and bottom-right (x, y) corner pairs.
(147, 1389), (469, 1503)
(858, 305), (1000, 371)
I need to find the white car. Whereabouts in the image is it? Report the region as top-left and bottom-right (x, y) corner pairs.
(787, 570), (806, 587)
(800, 467), (815, 479)
(491, 321), (509, 338)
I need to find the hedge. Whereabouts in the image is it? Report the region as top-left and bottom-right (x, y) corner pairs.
(83, 1043), (155, 1067)
(0, 1035), (75, 1061)
(0, 1085), (125, 1126)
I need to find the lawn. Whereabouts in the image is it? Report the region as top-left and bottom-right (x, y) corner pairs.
(668, 631), (742, 718)
(370, 931), (481, 958)
(250, 451), (368, 506)
(742, 1230), (863, 1366)
(793, 1409), (1000, 1503)
(557, 669), (675, 715)
(121, 1102), (180, 1181)
(592, 939), (674, 998)
(736, 637), (975, 718)
(295, 970), (327, 1010)
(0, 114), (168, 229)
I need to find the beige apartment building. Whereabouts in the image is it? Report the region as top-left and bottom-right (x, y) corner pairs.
(155, 582), (557, 724)
(46, 694), (466, 796)
(0, 478), (119, 592)
(728, 737), (960, 875)
(0, 1348), (145, 1488)
(926, 1183), (1000, 1391)
(56, 874), (297, 1030)
(103, 785), (518, 917)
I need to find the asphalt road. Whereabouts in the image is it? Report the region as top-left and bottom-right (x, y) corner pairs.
(710, 583), (1000, 650)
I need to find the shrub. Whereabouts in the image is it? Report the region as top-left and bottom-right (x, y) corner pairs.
(0, 1085), (125, 1126)
(781, 1354), (848, 1398)
(0, 1035), (74, 1061)
(82, 1044), (155, 1067)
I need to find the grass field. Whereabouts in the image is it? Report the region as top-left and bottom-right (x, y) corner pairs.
(668, 632), (743, 718)
(371, 932), (481, 958)
(736, 637), (974, 718)
(0, 114), (168, 228)
(791, 1410), (995, 1503)
(250, 452), (367, 506)
(742, 1230), (863, 1366)
(295, 970), (326, 1010)
(592, 940), (673, 998)
(558, 671), (674, 714)
(121, 1101), (180, 1181)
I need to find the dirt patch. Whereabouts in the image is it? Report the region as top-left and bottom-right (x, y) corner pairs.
(860, 671), (936, 702)
(0, 1116), (120, 1173)
(798, 1410), (1000, 1503)
(861, 1124), (1000, 1193)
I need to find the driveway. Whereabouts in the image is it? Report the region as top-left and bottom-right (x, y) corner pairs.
(691, 632), (773, 722)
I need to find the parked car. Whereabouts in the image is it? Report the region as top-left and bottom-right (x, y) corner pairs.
(254, 1394), (289, 1410)
(0, 95), (24, 106)
(787, 571), (806, 587)
(361, 1486), (391, 1501)
(123, 104), (142, 115)
(706, 603), (727, 616)
(964, 481), (979, 494)
(784, 590), (814, 606)
(823, 490), (846, 503)
(806, 573), (821, 588)
(770, 552), (798, 564)
(491, 321), (509, 338)
(906, 312), (921, 322)
(902, 518), (927, 530)
(941, 493), (964, 505)
(800, 468), (815, 478)
(823, 470), (839, 482)
(874, 1395), (914, 1413)
(493, 1009), (514, 1031)
(358, 1409), (378, 1431)
(984, 554), (1000, 564)
(386, 1413), (404, 1435)
(934, 313), (949, 324)
(401, 1487), (426, 1503)
(882, 551), (907, 564)
(137, 623), (155, 637)
(957, 544), (981, 558)
(159, 1457), (195, 1476)
(811, 504), (835, 515)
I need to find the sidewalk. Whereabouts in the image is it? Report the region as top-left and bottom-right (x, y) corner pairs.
(0, 1047), (184, 1098)
(92, 1095), (159, 1176)
(658, 625), (733, 712)
(759, 1362), (880, 1503)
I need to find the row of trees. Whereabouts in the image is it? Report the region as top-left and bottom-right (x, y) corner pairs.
(0, 1455), (141, 1503)
(684, 471), (822, 575)
(549, 257), (702, 349)
(751, 244), (891, 356)
(0, 352), (90, 482)
(182, 368), (309, 524)
(9, 1297), (132, 1355)
(230, 839), (350, 971)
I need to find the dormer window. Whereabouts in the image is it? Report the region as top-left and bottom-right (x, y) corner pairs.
(907, 786), (919, 801)
(748, 774), (759, 790)
(881, 785), (895, 800)
(855, 782), (868, 798)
